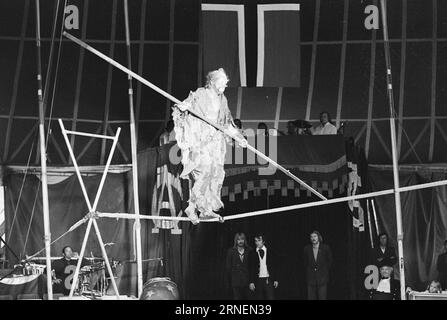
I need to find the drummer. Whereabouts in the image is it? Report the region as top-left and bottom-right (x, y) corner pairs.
(51, 246), (89, 295)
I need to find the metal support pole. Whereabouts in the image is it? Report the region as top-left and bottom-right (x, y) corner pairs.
(35, 0), (53, 300)
(124, 0), (144, 297)
(59, 119), (122, 299)
(379, 0), (406, 300)
(91, 219), (120, 298)
(68, 218), (93, 298)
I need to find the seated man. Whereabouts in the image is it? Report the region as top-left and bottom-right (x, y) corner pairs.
(369, 258), (400, 300)
(52, 246), (89, 295)
(286, 121), (298, 136)
(311, 112), (337, 135)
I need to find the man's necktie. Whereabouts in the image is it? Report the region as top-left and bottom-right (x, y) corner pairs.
(259, 249), (265, 259)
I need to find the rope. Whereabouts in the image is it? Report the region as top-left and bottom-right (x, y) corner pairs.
(393, 109), (447, 210)
(96, 178), (447, 223)
(44, 0), (68, 150)
(22, 184), (41, 257)
(15, 0), (67, 258)
(26, 217), (88, 261)
(7, 137), (36, 243)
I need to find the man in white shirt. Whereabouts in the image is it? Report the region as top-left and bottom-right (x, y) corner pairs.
(311, 112), (337, 135)
(249, 235), (279, 299)
(370, 258), (400, 300)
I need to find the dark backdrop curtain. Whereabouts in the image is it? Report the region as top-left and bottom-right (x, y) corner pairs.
(3, 136), (372, 299)
(368, 166), (447, 291)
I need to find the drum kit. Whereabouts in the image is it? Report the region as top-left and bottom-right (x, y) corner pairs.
(77, 257), (121, 298)
(26, 255), (121, 298)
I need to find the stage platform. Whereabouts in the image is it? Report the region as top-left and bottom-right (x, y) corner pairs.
(58, 295), (137, 300)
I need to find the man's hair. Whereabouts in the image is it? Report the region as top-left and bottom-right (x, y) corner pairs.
(62, 246), (72, 255)
(254, 234), (266, 244)
(206, 68), (229, 86)
(377, 232), (390, 248)
(310, 230), (323, 243)
(319, 111), (333, 124)
(233, 232), (249, 248)
(378, 232), (388, 242)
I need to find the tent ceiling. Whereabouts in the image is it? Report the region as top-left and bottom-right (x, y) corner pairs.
(0, 0), (446, 166)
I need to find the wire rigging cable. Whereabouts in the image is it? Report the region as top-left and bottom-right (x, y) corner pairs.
(43, 0), (68, 151)
(7, 137), (36, 243)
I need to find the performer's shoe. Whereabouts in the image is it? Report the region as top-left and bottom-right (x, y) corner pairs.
(200, 211), (224, 223)
(185, 205), (200, 225)
(190, 213), (200, 225)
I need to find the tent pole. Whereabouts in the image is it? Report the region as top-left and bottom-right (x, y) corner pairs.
(379, 0), (406, 300)
(35, 0), (54, 300)
(124, 0), (144, 298)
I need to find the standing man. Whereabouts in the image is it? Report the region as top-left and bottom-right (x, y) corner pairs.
(248, 234), (279, 300)
(370, 232), (397, 268)
(437, 239), (447, 289)
(303, 230), (332, 300)
(226, 233), (252, 299)
(311, 112), (337, 135)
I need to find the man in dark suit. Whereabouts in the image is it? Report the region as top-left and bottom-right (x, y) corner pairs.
(436, 239), (447, 289)
(226, 233), (252, 299)
(369, 258), (400, 300)
(303, 230), (332, 300)
(370, 232), (397, 268)
(248, 234), (279, 300)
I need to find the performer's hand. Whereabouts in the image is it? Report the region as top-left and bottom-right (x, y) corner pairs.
(176, 102), (191, 112)
(238, 138), (248, 148)
(249, 283), (255, 291)
(273, 281), (279, 288)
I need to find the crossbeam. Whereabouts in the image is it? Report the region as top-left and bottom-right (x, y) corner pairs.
(64, 129), (116, 140)
(58, 119), (121, 299)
